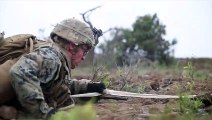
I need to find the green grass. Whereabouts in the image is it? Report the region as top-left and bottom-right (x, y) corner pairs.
(51, 102), (96, 120)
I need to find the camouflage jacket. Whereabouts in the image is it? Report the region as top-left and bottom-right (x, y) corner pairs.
(9, 44), (90, 117)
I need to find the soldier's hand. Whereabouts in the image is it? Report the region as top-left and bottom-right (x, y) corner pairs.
(87, 82), (106, 94)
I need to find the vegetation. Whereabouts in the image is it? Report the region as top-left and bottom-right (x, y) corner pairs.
(51, 102), (96, 120)
(70, 58), (212, 120)
(99, 13), (177, 66)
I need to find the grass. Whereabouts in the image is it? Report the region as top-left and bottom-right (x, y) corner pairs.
(69, 58), (212, 120)
(178, 95), (203, 119)
(51, 102), (96, 120)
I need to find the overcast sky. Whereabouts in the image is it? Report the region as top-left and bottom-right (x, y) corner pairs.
(0, 0), (211, 58)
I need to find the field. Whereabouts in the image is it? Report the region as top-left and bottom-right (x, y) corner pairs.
(70, 58), (212, 120)
(4, 58), (212, 120)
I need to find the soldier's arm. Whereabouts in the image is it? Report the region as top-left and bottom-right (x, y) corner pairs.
(66, 79), (105, 94)
(9, 49), (59, 118)
(67, 78), (91, 94)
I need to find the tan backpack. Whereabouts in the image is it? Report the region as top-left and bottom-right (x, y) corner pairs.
(0, 34), (37, 64)
(0, 34), (41, 104)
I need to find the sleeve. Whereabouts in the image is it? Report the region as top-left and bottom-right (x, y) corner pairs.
(66, 78), (91, 94)
(9, 52), (58, 116)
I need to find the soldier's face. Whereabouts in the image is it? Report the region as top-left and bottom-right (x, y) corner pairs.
(70, 45), (89, 69)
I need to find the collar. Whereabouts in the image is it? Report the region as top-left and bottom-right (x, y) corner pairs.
(52, 43), (72, 80)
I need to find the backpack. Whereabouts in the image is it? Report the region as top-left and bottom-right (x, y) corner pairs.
(0, 34), (46, 104)
(0, 34), (36, 64)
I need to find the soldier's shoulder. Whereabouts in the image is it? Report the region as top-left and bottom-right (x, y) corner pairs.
(35, 47), (60, 61)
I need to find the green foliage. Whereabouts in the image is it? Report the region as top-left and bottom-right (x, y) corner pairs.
(123, 83), (145, 93)
(51, 102), (96, 120)
(137, 84), (146, 93)
(95, 72), (111, 87)
(98, 28), (126, 67)
(193, 71), (208, 81)
(150, 96), (203, 120)
(177, 96), (203, 120)
(182, 61), (208, 81)
(115, 65), (139, 90)
(177, 63), (204, 120)
(114, 65), (145, 93)
(99, 13), (177, 66)
(183, 62), (194, 80)
(178, 96), (202, 114)
(92, 66), (111, 87)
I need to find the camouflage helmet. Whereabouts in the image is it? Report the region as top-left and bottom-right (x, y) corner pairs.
(50, 18), (96, 47)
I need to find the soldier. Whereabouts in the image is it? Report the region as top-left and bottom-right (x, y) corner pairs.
(4, 18), (105, 119)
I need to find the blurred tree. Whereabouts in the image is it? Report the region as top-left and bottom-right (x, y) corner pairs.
(98, 28), (126, 66)
(99, 13), (177, 66)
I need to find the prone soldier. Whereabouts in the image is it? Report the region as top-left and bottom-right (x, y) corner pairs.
(0, 18), (105, 119)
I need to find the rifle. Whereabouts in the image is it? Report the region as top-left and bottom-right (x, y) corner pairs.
(59, 89), (212, 111)
(71, 89), (212, 105)
(71, 89), (198, 99)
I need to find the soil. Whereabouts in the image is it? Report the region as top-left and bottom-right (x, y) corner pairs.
(93, 71), (212, 120)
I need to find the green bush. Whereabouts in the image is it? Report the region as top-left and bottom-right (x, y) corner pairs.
(51, 102), (96, 120)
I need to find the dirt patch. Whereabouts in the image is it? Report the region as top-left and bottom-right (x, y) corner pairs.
(94, 71), (212, 120)
(71, 69), (212, 119)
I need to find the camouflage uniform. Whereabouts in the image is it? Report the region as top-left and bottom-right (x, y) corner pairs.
(10, 44), (90, 118)
(6, 18), (103, 119)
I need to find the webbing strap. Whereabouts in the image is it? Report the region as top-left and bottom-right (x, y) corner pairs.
(29, 38), (34, 53)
